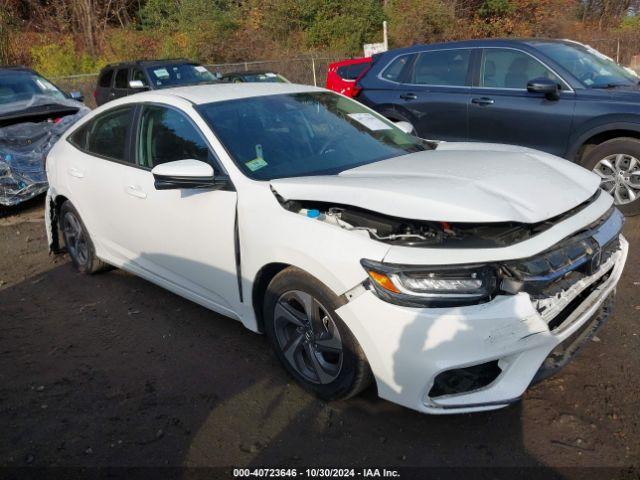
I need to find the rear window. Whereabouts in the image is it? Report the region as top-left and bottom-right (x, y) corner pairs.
(337, 63), (370, 80)
(98, 70), (113, 88)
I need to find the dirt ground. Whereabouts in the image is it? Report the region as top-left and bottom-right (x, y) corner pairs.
(0, 198), (638, 478)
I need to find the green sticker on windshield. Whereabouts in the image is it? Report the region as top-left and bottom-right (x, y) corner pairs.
(245, 158), (268, 172)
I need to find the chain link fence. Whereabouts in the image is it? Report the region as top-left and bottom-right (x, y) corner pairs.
(53, 56), (344, 109)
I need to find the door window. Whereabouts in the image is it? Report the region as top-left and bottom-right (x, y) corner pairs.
(411, 49), (471, 86)
(84, 107), (134, 161)
(132, 69), (148, 86)
(114, 69), (129, 89)
(481, 49), (561, 89)
(137, 105), (209, 168)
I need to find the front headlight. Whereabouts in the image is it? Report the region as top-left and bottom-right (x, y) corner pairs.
(361, 259), (498, 307)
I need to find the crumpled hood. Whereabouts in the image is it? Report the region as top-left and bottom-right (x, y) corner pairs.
(270, 143), (601, 223)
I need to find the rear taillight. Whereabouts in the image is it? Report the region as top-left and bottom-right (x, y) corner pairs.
(92, 90), (97, 99)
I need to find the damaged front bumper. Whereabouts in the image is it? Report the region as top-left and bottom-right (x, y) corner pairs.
(336, 234), (628, 414)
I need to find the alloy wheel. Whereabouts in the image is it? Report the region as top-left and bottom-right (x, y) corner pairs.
(62, 211), (89, 265)
(273, 290), (343, 384)
(593, 153), (640, 205)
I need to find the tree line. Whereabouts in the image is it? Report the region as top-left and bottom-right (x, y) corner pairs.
(1, 0), (640, 76)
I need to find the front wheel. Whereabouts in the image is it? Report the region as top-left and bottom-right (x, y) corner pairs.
(263, 267), (372, 400)
(580, 137), (640, 216)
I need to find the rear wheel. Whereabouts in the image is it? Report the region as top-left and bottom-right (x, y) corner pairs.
(580, 137), (640, 215)
(60, 201), (108, 274)
(263, 267), (372, 400)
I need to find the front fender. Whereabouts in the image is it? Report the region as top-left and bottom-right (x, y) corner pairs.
(567, 118), (640, 161)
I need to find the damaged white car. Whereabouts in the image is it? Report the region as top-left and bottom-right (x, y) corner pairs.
(45, 84), (628, 414)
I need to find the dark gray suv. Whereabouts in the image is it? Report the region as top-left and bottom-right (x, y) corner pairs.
(94, 59), (216, 106)
(356, 39), (640, 215)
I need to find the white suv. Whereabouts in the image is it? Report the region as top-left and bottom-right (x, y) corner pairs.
(44, 83), (628, 414)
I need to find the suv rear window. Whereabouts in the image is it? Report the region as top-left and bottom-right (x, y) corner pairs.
(98, 70), (113, 88)
(337, 63), (370, 80)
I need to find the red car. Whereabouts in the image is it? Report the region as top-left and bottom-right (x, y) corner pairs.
(325, 57), (372, 97)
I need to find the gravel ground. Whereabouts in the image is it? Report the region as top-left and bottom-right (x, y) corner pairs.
(0, 199), (638, 478)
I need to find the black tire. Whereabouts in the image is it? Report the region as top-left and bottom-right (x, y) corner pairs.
(264, 267), (372, 400)
(59, 201), (108, 274)
(579, 137), (640, 216)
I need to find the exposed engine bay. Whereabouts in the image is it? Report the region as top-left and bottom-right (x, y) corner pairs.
(278, 190), (601, 249)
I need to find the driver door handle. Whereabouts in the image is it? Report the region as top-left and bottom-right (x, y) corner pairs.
(400, 93), (417, 101)
(125, 185), (147, 199)
(471, 97), (495, 106)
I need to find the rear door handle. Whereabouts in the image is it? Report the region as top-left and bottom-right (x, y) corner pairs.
(125, 185), (147, 199)
(400, 93), (417, 101)
(471, 97), (495, 106)
(67, 167), (84, 178)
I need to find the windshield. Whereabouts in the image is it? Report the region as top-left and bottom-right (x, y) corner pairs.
(0, 71), (66, 105)
(535, 42), (638, 88)
(145, 64), (216, 88)
(198, 92), (427, 180)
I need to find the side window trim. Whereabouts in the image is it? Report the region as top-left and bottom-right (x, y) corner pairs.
(134, 101), (227, 175)
(66, 105), (137, 167)
(475, 47), (574, 92)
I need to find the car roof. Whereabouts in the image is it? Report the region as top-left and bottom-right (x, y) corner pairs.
(330, 58), (372, 67)
(102, 59), (196, 70)
(220, 70), (279, 77)
(111, 83), (326, 106)
(382, 38), (579, 56)
(0, 66), (37, 74)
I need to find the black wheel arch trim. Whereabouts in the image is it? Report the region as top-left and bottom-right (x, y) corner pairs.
(567, 120), (640, 161)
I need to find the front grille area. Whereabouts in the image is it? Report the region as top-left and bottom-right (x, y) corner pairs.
(504, 208), (623, 301)
(546, 269), (611, 331)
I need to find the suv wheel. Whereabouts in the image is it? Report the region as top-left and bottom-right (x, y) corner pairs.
(60, 201), (108, 274)
(263, 267), (372, 400)
(580, 137), (640, 215)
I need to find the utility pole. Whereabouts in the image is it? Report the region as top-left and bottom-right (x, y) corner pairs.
(383, 20), (388, 51)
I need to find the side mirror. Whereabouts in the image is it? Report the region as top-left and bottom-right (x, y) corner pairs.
(527, 77), (560, 101)
(152, 160), (223, 190)
(128, 80), (147, 90)
(395, 121), (415, 135)
(69, 91), (84, 102)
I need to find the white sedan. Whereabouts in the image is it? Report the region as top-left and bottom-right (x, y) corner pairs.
(45, 83), (628, 414)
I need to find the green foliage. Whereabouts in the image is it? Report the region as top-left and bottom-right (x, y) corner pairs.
(31, 38), (99, 77)
(385, 0), (454, 47)
(139, 0), (240, 61)
(478, 0), (516, 19)
(301, 0), (386, 52)
(619, 15), (640, 31)
(0, 8), (13, 63)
